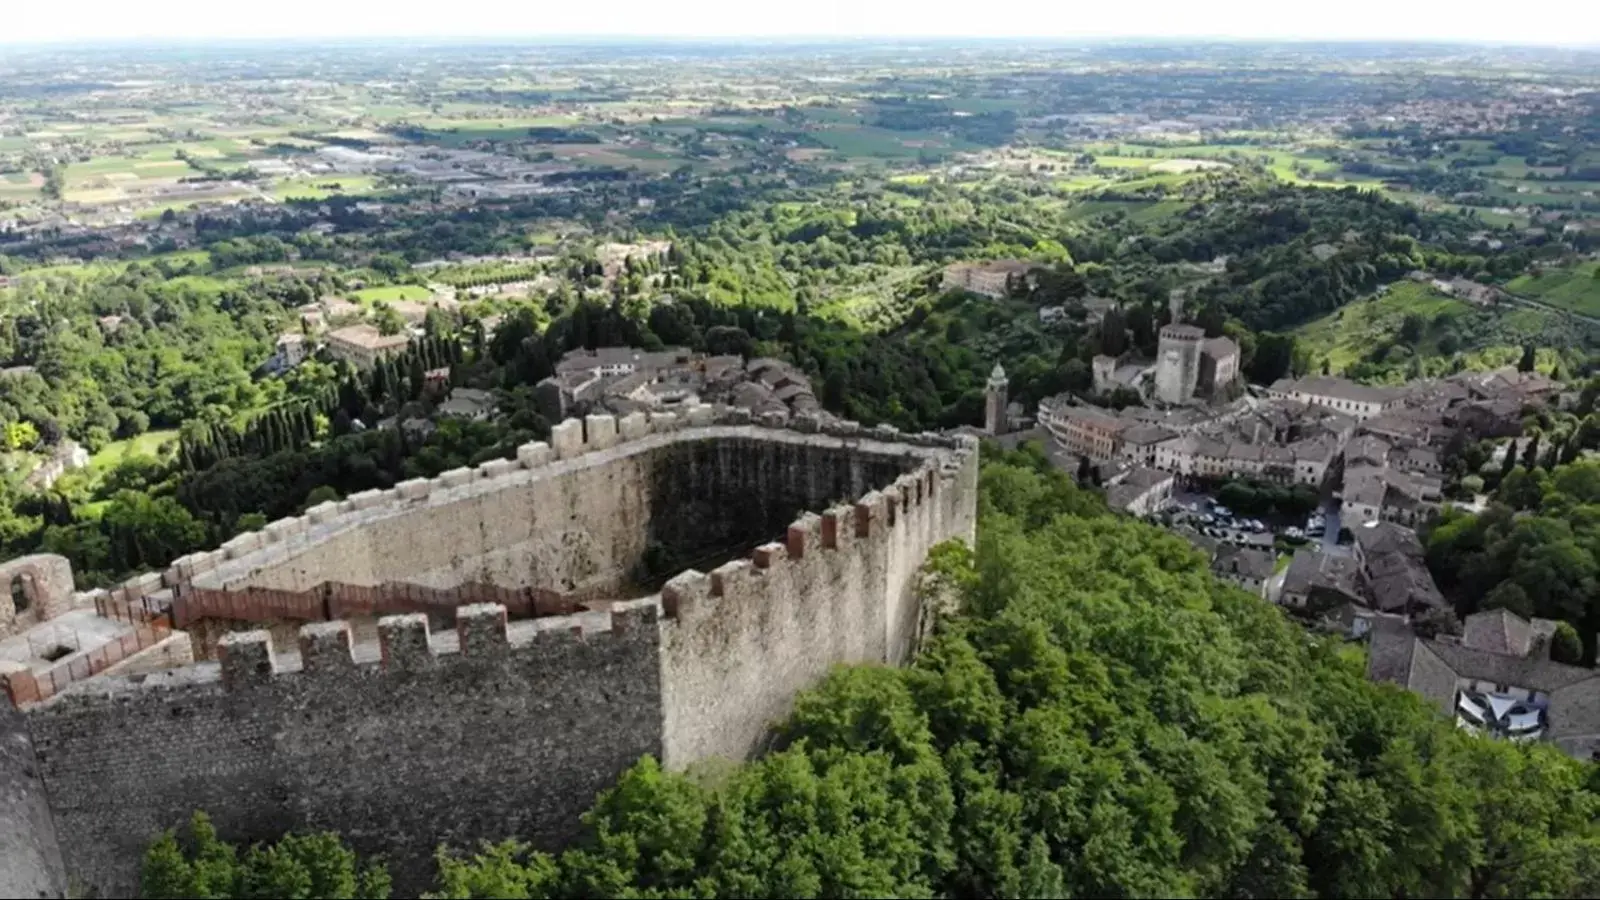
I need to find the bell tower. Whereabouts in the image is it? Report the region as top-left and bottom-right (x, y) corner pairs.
(984, 363), (1009, 435)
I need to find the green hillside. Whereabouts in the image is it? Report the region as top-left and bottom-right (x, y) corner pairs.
(1294, 282), (1574, 381)
(1507, 262), (1600, 317)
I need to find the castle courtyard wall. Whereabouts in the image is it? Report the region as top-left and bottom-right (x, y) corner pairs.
(658, 443), (977, 767)
(197, 428), (914, 602)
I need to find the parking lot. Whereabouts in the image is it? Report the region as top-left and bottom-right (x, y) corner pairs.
(1164, 489), (1336, 552)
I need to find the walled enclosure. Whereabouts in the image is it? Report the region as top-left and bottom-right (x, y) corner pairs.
(8, 408), (978, 898)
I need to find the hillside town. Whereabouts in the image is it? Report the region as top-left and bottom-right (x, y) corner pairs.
(1010, 342), (1565, 685)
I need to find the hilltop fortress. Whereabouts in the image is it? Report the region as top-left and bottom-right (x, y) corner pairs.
(0, 406), (979, 897)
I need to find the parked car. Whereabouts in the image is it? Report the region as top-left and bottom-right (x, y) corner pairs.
(1213, 505), (1233, 518)
(1286, 527), (1304, 539)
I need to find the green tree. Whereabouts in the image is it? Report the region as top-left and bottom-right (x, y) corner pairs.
(140, 812), (388, 900)
(427, 842), (557, 899)
(141, 831), (198, 900)
(1551, 621), (1584, 665)
(371, 304), (406, 337)
(1518, 343), (1537, 373)
(3, 420), (40, 451)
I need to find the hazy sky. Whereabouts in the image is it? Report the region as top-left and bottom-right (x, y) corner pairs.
(4, 0), (1598, 46)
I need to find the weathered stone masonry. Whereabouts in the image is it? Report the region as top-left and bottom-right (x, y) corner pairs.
(1, 408), (978, 898)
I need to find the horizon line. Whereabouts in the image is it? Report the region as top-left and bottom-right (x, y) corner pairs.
(2, 34), (1598, 50)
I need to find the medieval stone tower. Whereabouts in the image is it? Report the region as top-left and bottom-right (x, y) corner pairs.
(984, 363), (1009, 435)
(1154, 324), (1204, 405)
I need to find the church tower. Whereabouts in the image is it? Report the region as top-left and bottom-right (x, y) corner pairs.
(984, 363), (1009, 435)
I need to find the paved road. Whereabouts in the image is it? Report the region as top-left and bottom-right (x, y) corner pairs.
(1320, 499), (1350, 557)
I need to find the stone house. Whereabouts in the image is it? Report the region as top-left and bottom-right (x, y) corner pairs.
(1368, 609), (1600, 759)
(1212, 546), (1275, 598)
(1267, 376), (1400, 421)
(1104, 466), (1174, 517)
(941, 260), (1039, 299)
(1273, 549), (1362, 610)
(324, 325), (412, 371)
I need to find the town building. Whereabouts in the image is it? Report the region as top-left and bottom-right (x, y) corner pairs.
(437, 388), (496, 421)
(1352, 521), (1446, 617)
(1341, 465), (1442, 528)
(1092, 353), (1154, 396)
(1104, 466), (1174, 516)
(324, 325), (412, 370)
(940, 260), (1038, 299)
(1212, 546), (1275, 597)
(1197, 335), (1240, 397)
(1267, 376), (1400, 421)
(1272, 549), (1362, 610)
(1037, 399), (1131, 461)
(1345, 434), (1391, 468)
(262, 333), (309, 375)
(537, 347), (826, 425)
(554, 346), (693, 378)
(1368, 609), (1600, 760)
(1119, 424), (1177, 467)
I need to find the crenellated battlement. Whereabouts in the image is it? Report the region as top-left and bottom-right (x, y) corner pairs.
(2, 401), (978, 899)
(145, 403), (968, 599)
(193, 603), (655, 694)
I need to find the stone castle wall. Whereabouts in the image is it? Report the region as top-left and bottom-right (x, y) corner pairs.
(658, 453), (973, 766)
(29, 605), (662, 896)
(3, 408), (978, 898)
(0, 703), (64, 898)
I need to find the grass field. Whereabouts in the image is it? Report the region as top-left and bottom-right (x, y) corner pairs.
(271, 175), (380, 201)
(352, 284), (433, 303)
(134, 189), (255, 219)
(1076, 141), (1381, 190)
(1506, 262), (1600, 317)
(90, 429), (180, 470)
(0, 171), (40, 200)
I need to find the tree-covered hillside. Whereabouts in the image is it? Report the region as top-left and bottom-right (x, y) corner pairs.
(146, 446), (1600, 899)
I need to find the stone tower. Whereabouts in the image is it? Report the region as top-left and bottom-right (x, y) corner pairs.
(1154, 324), (1204, 405)
(984, 363), (1009, 435)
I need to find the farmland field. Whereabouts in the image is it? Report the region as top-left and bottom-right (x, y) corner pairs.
(352, 284), (433, 303)
(271, 175), (381, 201)
(1506, 262), (1600, 317)
(811, 125), (972, 159)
